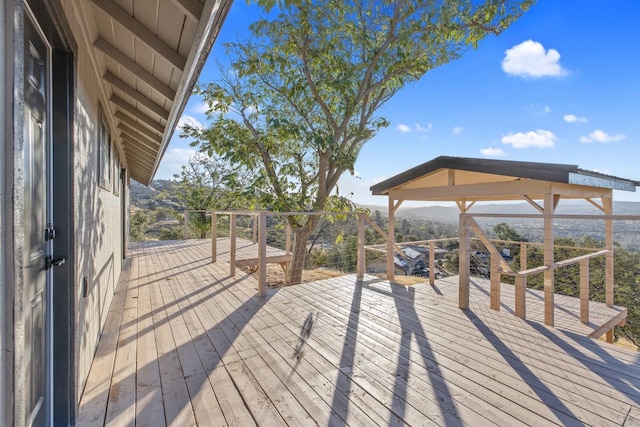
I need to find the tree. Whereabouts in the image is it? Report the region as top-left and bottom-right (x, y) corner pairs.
(494, 222), (526, 242)
(183, 0), (533, 284)
(175, 154), (253, 238)
(130, 210), (150, 242)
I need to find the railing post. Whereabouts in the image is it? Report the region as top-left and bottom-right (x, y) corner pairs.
(230, 213), (237, 276)
(515, 242), (527, 319)
(252, 214), (258, 244)
(459, 214), (470, 310)
(515, 276), (526, 319)
(258, 212), (267, 297)
(490, 253), (500, 311)
(357, 213), (365, 281)
(580, 258), (589, 324)
(285, 221), (291, 255)
(387, 198), (396, 281)
(183, 210), (189, 239)
(429, 241), (435, 286)
(211, 212), (217, 263)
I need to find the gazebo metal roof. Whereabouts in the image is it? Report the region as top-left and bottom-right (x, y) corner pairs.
(370, 156), (639, 203)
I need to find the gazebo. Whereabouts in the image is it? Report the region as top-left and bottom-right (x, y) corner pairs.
(371, 156), (640, 335)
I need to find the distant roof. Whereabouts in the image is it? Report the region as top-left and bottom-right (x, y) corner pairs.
(370, 156), (640, 202)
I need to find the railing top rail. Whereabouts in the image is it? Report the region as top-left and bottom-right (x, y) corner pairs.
(210, 210), (368, 217)
(462, 213), (640, 221)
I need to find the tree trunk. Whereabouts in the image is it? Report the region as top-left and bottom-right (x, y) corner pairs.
(286, 217), (320, 285)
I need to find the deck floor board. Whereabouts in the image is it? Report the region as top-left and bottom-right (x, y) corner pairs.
(77, 239), (640, 426)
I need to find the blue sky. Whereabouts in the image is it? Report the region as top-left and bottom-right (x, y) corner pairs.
(157, 0), (640, 206)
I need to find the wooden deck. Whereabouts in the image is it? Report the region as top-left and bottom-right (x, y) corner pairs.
(430, 276), (627, 339)
(77, 239), (640, 426)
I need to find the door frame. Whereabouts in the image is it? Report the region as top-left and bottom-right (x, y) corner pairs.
(23, 1), (76, 425)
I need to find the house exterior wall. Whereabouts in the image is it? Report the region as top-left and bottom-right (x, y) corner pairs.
(59, 0), (126, 401)
(1, 1), (128, 424)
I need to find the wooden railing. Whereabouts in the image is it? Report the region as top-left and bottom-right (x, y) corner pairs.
(210, 211), (373, 297)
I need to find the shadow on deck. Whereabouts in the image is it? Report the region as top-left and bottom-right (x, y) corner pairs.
(77, 239), (640, 426)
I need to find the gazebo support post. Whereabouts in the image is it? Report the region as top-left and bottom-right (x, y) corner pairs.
(459, 213), (470, 309)
(543, 193), (557, 326)
(386, 197), (403, 281)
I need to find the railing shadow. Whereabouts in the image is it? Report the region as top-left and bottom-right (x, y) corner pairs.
(464, 310), (580, 424)
(390, 284), (463, 427)
(77, 241), (278, 426)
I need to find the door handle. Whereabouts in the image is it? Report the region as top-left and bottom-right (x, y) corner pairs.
(46, 256), (66, 270)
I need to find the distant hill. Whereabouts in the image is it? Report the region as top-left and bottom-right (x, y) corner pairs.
(359, 200), (640, 223)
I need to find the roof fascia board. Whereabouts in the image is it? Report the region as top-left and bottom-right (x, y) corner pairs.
(569, 172), (637, 192)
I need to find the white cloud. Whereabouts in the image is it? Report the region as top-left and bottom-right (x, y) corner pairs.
(579, 129), (626, 143)
(480, 148), (507, 157)
(416, 123), (432, 133)
(563, 114), (587, 123)
(191, 101), (210, 114)
(452, 127), (464, 135)
(502, 40), (568, 78)
(501, 129), (556, 148)
(155, 148), (197, 179)
(177, 114), (204, 130)
(544, 106), (551, 114)
(397, 124), (411, 133)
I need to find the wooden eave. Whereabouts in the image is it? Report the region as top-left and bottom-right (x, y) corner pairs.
(78, 0), (232, 185)
(371, 156), (639, 203)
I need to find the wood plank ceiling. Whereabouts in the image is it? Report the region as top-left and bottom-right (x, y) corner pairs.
(80, 0), (232, 184)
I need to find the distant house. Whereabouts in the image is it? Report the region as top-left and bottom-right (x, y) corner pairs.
(0, 1), (231, 425)
(403, 247), (422, 261)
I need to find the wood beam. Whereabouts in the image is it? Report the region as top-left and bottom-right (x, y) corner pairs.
(103, 72), (170, 120)
(115, 112), (163, 143)
(124, 154), (154, 172)
(585, 197), (605, 212)
(390, 180), (551, 201)
(121, 141), (157, 162)
(550, 182), (611, 199)
(391, 199), (403, 213)
(466, 217), (513, 273)
(90, 0), (187, 69)
(448, 169), (455, 186)
(94, 37), (176, 101)
(523, 195), (544, 213)
(168, 0), (203, 22)
(120, 130), (160, 155)
(456, 200), (475, 213)
(111, 95), (165, 134)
